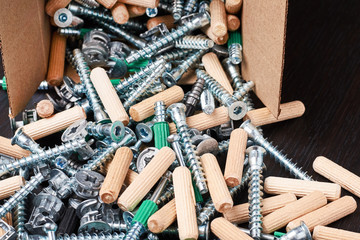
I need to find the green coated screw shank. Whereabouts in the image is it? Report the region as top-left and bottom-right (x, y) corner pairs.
(192, 180), (203, 203)
(153, 122), (171, 149)
(274, 231), (286, 237)
(228, 31), (242, 46)
(132, 200), (158, 227)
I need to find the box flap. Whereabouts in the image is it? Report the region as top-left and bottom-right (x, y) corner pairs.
(241, 0), (288, 117)
(0, 0), (51, 117)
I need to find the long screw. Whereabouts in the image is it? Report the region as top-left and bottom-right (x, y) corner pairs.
(175, 35), (214, 49)
(30, 232), (126, 240)
(167, 103), (208, 194)
(156, 49), (193, 62)
(184, 0), (198, 15)
(172, 0), (184, 20)
(184, 77), (205, 116)
(240, 120), (313, 181)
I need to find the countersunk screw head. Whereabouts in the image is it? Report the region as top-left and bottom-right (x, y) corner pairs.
(110, 121), (125, 142)
(135, 123), (153, 143)
(167, 103), (187, 126)
(167, 134), (181, 144)
(246, 146), (266, 168)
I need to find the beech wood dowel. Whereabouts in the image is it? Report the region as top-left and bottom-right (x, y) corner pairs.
(129, 86), (184, 122)
(313, 226), (360, 240)
(100, 147), (133, 204)
(47, 31), (66, 86)
(65, 64), (81, 83)
(147, 15), (176, 30)
(22, 106), (86, 140)
(169, 106), (230, 134)
(227, 14), (241, 31)
(264, 176), (341, 201)
(0, 212), (13, 237)
(287, 196), (357, 232)
(223, 193), (297, 224)
(111, 3), (129, 24)
(117, 0), (159, 9)
(313, 156), (360, 198)
(118, 147), (175, 211)
(177, 69), (197, 85)
(224, 128), (247, 187)
(210, 0), (227, 37)
(45, 0), (71, 16)
(244, 101), (306, 126)
(201, 154), (233, 213)
(90, 67), (129, 125)
(0, 176), (25, 200)
(148, 198), (176, 233)
(97, 0), (117, 8)
(201, 26), (228, 45)
(211, 217), (254, 240)
(202, 52), (234, 94)
(173, 166), (198, 240)
(36, 100), (54, 118)
(262, 191), (327, 234)
(225, 0), (242, 14)
(127, 5), (146, 17)
(0, 136), (30, 159)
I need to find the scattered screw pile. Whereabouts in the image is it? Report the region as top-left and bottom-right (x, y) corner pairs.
(0, 0), (359, 240)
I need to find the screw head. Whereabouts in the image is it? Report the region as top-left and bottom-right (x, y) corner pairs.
(54, 8), (73, 28)
(135, 123), (153, 143)
(228, 101), (247, 120)
(167, 134), (180, 144)
(110, 121), (125, 142)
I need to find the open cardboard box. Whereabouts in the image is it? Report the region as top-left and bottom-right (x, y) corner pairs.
(0, 0), (287, 118)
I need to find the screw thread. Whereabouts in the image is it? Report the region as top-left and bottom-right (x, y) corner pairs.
(176, 36), (214, 49)
(218, 139), (230, 154)
(68, 4), (113, 22)
(185, 77), (205, 116)
(0, 172), (45, 218)
(179, 49), (207, 71)
(232, 81), (255, 101)
(184, 0), (197, 15)
(86, 121), (111, 138)
(125, 222), (147, 240)
(228, 43), (242, 65)
(154, 101), (166, 122)
(73, 0), (100, 8)
(248, 168), (263, 239)
(14, 198), (27, 237)
(57, 232), (125, 240)
(156, 49), (193, 62)
(58, 28), (81, 37)
(157, 2), (173, 13)
(155, 185), (174, 207)
(172, 0), (184, 20)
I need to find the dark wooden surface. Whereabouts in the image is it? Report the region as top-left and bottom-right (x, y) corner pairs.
(1, 0), (360, 236)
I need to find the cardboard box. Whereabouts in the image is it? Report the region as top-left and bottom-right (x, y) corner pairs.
(0, 0), (287, 118)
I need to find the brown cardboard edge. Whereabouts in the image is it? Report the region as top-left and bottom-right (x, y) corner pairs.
(0, 0), (51, 118)
(241, 0), (289, 118)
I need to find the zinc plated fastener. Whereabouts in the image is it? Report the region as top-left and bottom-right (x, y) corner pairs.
(184, 77), (205, 116)
(172, 0), (184, 20)
(200, 88), (215, 115)
(175, 35), (214, 49)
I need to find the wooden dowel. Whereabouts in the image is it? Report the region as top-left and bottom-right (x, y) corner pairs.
(127, 5), (146, 18)
(264, 176), (341, 201)
(22, 106), (86, 140)
(0, 212), (13, 237)
(227, 14), (241, 31)
(262, 191), (327, 234)
(313, 226), (360, 240)
(47, 31), (66, 86)
(117, 0), (159, 9)
(124, 169), (138, 186)
(147, 15), (176, 30)
(100, 147), (133, 204)
(90, 67), (129, 125)
(45, 0), (72, 16)
(97, 0), (117, 8)
(210, 0), (227, 37)
(287, 196), (357, 232)
(225, 0), (242, 14)
(224, 128), (247, 187)
(244, 101), (306, 126)
(129, 86), (184, 122)
(111, 3), (130, 24)
(202, 52), (234, 94)
(313, 156), (360, 198)
(173, 166), (198, 240)
(148, 198), (176, 233)
(36, 100), (54, 118)
(65, 64), (81, 83)
(0, 136), (31, 159)
(118, 147), (175, 211)
(177, 69), (197, 85)
(223, 193), (297, 224)
(201, 26), (228, 45)
(0, 176), (25, 200)
(211, 217), (254, 240)
(201, 154), (233, 213)
(169, 106), (229, 134)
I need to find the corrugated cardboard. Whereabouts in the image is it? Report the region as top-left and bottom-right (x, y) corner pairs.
(0, 0), (287, 118)
(0, 0), (51, 117)
(242, 0), (288, 117)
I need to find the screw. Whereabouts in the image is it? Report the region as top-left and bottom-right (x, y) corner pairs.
(86, 120), (125, 142)
(156, 49), (193, 62)
(73, 48), (109, 123)
(130, 123), (153, 159)
(125, 11), (210, 64)
(184, 77), (205, 117)
(55, 232), (126, 240)
(167, 103), (208, 194)
(175, 35), (214, 49)
(163, 49), (207, 87)
(222, 57), (244, 91)
(232, 81), (255, 101)
(0, 139), (88, 177)
(246, 146), (266, 240)
(167, 134), (186, 167)
(172, 0), (184, 20)
(200, 89), (215, 115)
(159, 222), (210, 240)
(279, 222), (312, 240)
(184, 0), (197, 15)
(146, 7), (158, 17)
(11, 127), (43, 154)
(240, 120), (313, 180)
(237, 227), (276, 240)
(43, 223), (57, 240)
(196, 69), (248, 120)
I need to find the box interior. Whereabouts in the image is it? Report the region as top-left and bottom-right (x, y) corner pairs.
(0, 0), (288, 118)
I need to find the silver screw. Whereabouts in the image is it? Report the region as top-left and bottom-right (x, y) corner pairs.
(159, 222), (210, 240)
(247, 146), (266, 240)
(156, 49), (193, 62)
(222, 58), (244, 91)
(175, 35), (214, 49)
(237, 227), (275, 240)
(73, 49), (109, 123)
(163, 49), (207, 87)
(55, 232), (126, 240)
(11, 127), (43, 154)
(200, 89), (215, 115)
(167, 103), (208, 194)
(279, 222), (312, 240)
(86, 120), (125, 142)
(172, 0), (184, 20)
(228, 43), (242, 64)
(125, 12), (210, 64)
(146, 7), (158, 17)
(43, 223), (57, 240)
(196, 69), (248, 120)
(184, 0), (197, 15)
(73, 0), (100, 8)
(241, 120), (313, 180)
(184, 77), (205, 116)
(232, 81), (255, 101)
